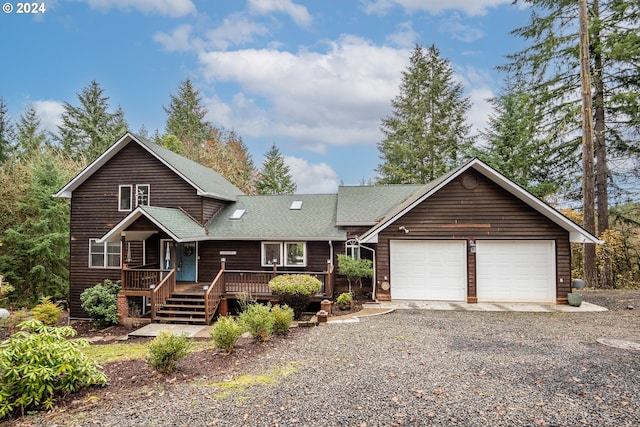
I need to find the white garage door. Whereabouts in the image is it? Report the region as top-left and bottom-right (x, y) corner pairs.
(476, 240), (555, 303)
(390, 240), (467, 301)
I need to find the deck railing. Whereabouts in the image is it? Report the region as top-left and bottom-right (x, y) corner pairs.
(122, 267), (173, 292)
(223, 269), (332, 296)
(150, 269), (176, 320)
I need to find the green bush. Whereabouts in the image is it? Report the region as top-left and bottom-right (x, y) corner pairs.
(268, 274), (322, 319)
(31, 296), (62, 327)
(211, 316), (243, 354)
(0, 320), (107, 418)
(271, 304), (294, 336)
(146, 330), (193, 373)
(336, 292), (353, 308)
(337, 254), (373, 291)
(238, 303), (275, 342)
(80, 279), (121, 327)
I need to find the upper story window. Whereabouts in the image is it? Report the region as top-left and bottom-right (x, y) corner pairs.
(119, 185), (132, 211)
(89, 239), (121, 269)
(261, 242), (307, 267)
(136, 184), (150, 207)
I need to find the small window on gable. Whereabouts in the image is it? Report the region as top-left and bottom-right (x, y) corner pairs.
(136, 184), (150, 207)
(230, 209), (246, 220)
(290, 200), (303, 210)
(119, 185), (132, 211)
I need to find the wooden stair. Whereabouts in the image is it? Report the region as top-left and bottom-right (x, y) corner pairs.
(154, 291), (208, 324)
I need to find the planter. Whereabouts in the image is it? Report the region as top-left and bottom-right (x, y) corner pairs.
(572, 279), (586, 290)
(567, 293), (583, 307)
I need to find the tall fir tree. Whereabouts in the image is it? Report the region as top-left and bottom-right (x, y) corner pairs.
(256, 143), (297, 195)
(57, 80), (128, 161)
(504, 0), (640, 287)
(163, 78), (209, 161)
(0, 97), (15, 163)
(200, 127), (257, 194)
(477, 80), (572, 198)
(16, 105), (48, 159)
(377, 44), (473, 184)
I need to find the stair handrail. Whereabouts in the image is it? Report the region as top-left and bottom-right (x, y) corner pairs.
(204, 268), (225, 324)
(151, 269), (176, 321)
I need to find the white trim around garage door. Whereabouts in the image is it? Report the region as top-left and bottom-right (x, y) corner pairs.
(390, 240), (467, 301)
(476, 240), (555, 303)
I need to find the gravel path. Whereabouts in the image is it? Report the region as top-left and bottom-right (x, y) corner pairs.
(25, 305), (640, 427)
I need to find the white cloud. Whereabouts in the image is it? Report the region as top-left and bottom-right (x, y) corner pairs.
(81, 0), (196, 17)
(439, 13), (484, 42)
(285, 156), (339, 194)
(32, 100), (65, 134)
(153, 24), (200, 52)
(206, 14), (270, 50)
(386, 21), (419, 48)
(248, 0), (313, 27)
(361, 0), (511, 16)
(198, 36), (408, 151)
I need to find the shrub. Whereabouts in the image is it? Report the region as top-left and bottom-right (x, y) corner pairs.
(271, 304), (294, 336)
(80, 279), (121, 327)
(238, 303), (275, 342)
(268, 274), (322, 319)
(0, 320), (107, 418)
(211, 316), (243, 353)
(337, 254), (373, 291)
(336, 292), (353, 308)
(146, 330), (193, 373)
(31, 296), (62, 327)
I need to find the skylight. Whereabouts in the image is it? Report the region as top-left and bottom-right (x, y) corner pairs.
(290, 201), (303, 210)
(229, 209), (246, 219)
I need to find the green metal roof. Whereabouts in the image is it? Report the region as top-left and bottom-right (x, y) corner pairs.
(206, 194), (346, 240)
(134, 134), (244, 201)
(336, 185), (423, 226)
(140, 206), (209, 242)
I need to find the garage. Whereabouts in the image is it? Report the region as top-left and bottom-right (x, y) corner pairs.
(390, 240), (467, 301)
(476, 240), (555, 303)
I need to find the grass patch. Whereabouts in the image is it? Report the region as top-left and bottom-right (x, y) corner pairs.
(81, 340), (209, 364)
(209, 362), (300, 399)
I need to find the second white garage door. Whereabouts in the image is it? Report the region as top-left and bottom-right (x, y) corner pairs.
(390, 240), (467, 301)
(476, 240), (555, 303)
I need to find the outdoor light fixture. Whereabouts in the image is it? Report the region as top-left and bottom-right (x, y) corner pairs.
(398, 226), (409, 234)
(469, 241), (477, 254)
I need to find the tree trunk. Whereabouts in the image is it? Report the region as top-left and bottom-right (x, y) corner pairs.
(592, 0), (612, 288)
(579, 0), (597, 288)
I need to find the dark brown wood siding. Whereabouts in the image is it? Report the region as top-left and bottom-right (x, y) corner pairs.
(375, 170), (571, 302)
(68, 141), (226, 317)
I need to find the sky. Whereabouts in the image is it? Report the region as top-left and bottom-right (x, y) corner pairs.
(1, 0), (532, 193)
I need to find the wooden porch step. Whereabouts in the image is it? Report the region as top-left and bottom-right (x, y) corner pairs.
(161, 303), (205, 310)
(154, 316), (208, 325)
(155, 309), (206, 316)
(164, 298), (205, 305)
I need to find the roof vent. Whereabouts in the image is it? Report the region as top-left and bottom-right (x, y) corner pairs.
(230, 209), (246, 219)
(290, 200), (303, 210)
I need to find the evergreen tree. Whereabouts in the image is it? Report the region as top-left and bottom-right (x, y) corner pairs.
(163, 78), (209, 161)
(256, 143), (297, 195)
(477, 81), (572, 198)
(200, 127), (256, 194)
(377, 44), (473, 184)
(57, 80), (128, 161)
(16, 105), (48, 158)
(0, 97), (15, 162)
(0, 150), (82, 304)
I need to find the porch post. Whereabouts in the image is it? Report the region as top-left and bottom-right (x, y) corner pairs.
(120, 234), (126, 286)
(272, 259), (278, 278)
(326, 259), (333, 297)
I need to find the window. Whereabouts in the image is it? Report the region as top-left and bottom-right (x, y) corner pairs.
(89, 239), (121, 268)
(262, 242), (282, 266)
(261, 242), (307, 267)
(119, 185), (132, 211)
(346, 240), (360, 259)
(136, 184), (150, 206)
(285, 242), (306, 266)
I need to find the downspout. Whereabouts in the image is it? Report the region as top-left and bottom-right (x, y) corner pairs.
(328, 240), (333, 296)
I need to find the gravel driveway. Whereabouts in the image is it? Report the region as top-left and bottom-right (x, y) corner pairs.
(27, 300), (640, 427)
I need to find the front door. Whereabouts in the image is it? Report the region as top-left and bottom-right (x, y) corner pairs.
(162, 241), (197, 282)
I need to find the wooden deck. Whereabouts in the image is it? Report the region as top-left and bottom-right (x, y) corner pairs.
(120, 264), (334, 324)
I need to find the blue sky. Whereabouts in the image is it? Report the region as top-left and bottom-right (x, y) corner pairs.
(1, 0), (531, 193)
